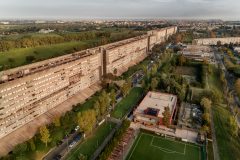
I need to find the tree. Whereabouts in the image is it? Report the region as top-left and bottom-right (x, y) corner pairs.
(178, 54), (186, 66)
(150, 77), (158, 90)
(141, 64), (148, 75)
(77, 110), (96, 134)
(39, 125), (51, 147)
(110, 89), (116, 109)
(200, 125), (210, 134)
(233, 107), (239, 119)
(162, 107), (171, 127)
(113, 68), (118, 75)
(28, 139), (36, 151)
(99, 91), (110, 116)
(53, 116), (61, 127)
(78, 153), (87, 160)
(8, 58), (15, 63)
(211, 89), (222, 104)
(94, 101), (100, 118)
(200, 97), (212, 112)
(217, 41), (221, 47)
(151, 64), (158, 75)
(229, 116), (238, 137)
(121, 81), (131, 97)
(202, 113), (210, 124)
(235, 79), (240, 97)
(25, 55), (36, 63)
(12, 142), (28, 154)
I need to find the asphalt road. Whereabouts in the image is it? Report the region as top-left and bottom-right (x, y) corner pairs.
(43, 131), (81, 160)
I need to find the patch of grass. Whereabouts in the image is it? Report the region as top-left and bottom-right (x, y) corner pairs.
(126, 132), (203, 160)
(208, 67), (222, 91)
(112, 87), (144, 119)
(191, 87), (205, 103)
(212, 105), (240, 160)
(175, 66), (197, 76)
(66, 121), (116, 160)
(0, 41), (87, 70)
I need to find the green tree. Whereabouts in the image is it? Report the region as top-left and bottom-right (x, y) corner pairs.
(110, 89), (116, 109)
(235, 79), (240, 97)
(28, 139), (36, 151)
(229, 116), (238, 137)
(12, 142), (28, 155)
(25, 55), (36, 63)
(200, 97), (212, 112)
(150, 77), (158, 90)
(94, 101), (100, 118)
(121, 81), (131, 97)
(53, 116), (61, 127)
(202, 113), (210, 124)
(99, 91), (110, 116)
(78, 153), (87, 160)
(162, 107), (171, 127)
(77, 110), (96, 134)
(178, 54), (186, 66)
(39, 125), (51, 147)
(151, 64), (158, 75)
(200, 125), (210, 134)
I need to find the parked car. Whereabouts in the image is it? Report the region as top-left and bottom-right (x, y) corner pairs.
(53, 155), (62, 160)
(69, 141), (77, 148)
(75, 125), (80, 131)
(73, 134), (81, 141)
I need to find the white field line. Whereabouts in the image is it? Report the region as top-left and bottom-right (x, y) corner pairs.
(142, 132), (200, 156)
(150, 136), (185, 155)
(142, 132), (200, 148)
(127, 133), (143, 160)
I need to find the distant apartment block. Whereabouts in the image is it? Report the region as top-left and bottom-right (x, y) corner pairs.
(193, 37), (240, 45)
(0, 26), (177, 139)
(133, 91), (177, 126)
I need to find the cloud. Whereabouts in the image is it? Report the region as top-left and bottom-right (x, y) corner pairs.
(0, 0), (239, 20)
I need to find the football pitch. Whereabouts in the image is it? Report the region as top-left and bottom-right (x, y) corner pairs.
(126, 132), (203, 160)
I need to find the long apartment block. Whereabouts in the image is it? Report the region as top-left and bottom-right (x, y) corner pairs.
(193, 37), (240, 45)
(0, 26), (177, 139)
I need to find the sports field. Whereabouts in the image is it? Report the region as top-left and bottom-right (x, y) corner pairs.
(126, 132), (203, 160)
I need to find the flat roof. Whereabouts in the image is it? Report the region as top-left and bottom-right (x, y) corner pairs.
(135, 91), (177, 117)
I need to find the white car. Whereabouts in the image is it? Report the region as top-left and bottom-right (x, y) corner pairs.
(69, 141), (77, 148)
(75, 125), (80, 131)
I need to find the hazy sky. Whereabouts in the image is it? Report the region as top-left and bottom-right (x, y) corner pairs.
(0, 0), (239, 20)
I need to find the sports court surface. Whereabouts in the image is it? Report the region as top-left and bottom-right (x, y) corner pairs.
(126, 131), (203, 160)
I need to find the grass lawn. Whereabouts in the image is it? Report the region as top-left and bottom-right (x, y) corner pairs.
(175, 66), (198, 76)
(111, 87), (144, 119)
(73, 94), (99, 113)
(212, 105), (240, 160)
(126, 132), (203, 160)
(66, 121), (116, 160)
(0, 41), (87, 70)
(191, 87), (205, 102)
(207, 66), (223, 91)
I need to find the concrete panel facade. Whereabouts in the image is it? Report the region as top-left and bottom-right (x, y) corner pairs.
(193, 37), (240, 45)
(0, 26), (177, 139)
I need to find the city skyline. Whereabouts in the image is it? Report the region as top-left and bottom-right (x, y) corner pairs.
(0, 0), (240, 20)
